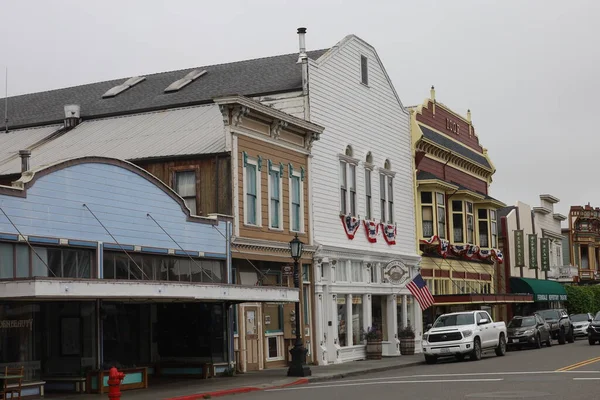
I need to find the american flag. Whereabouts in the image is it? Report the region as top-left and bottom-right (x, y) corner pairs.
(407, 274), (435, 310)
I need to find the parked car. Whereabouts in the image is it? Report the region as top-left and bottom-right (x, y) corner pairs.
(587, 312), (600, 345)
(536, 309), (574, 344)
(422, 310), (507, 364)
(506, 315), (551, 349)
(571, 313), (594, 338)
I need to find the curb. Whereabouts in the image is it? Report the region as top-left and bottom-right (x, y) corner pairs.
(166, 360), (423, 400)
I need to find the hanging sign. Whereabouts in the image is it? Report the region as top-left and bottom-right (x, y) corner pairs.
(514, 230), (525, 267)
(540, 238), (550, 272)
(528, 234), (538, 269)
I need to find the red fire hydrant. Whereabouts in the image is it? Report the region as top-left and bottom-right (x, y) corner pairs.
(108, 367), (125, 400)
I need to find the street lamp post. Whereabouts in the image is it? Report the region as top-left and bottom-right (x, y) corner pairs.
(287, 234), (312, 377)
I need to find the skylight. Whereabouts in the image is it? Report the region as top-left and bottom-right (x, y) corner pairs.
(102, 76), (146, 98)
(164, 69), (207, 93)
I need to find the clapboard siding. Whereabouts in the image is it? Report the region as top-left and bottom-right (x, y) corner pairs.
(0, 163), (226, 253)
(236, 135), (309, 242)
(253, 91), (306, 119)
(308, 36), (416, 255)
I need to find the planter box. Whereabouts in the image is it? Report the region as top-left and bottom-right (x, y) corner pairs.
(366, 340), (382, 360)
(400, 338), (415, 355)
(86, 367), (148, 394)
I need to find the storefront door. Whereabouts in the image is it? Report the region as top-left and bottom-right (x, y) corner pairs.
(244, 307), (260, 371)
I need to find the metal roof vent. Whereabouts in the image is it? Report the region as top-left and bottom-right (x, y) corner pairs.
(164, 69), (207, 93)
(102, 76), (146, 98)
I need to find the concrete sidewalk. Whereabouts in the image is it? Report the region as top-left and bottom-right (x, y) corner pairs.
(45, 355), (424, 400)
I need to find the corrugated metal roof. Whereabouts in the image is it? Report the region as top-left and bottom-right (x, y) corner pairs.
(0, 105), (225, 175)
(0, 125), (62, 167)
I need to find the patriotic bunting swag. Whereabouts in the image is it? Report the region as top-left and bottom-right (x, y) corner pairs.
(381, 223), (397, 245)
(341, 214), (361, 239)
(419, 236), (503, 263)
(363, 220), (379, 243)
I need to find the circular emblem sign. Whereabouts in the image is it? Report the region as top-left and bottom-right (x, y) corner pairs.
(384, 260), (409, 286)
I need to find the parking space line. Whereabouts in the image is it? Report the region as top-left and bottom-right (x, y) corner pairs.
(556, 356), (600, 371)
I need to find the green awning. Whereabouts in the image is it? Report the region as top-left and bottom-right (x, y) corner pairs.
(510, 277), (567, 302)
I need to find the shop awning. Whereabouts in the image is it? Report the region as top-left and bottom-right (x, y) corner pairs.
(510, 277), (567, 302)
(433, 293), (534, 305)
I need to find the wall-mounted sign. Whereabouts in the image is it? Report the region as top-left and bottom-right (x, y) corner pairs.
(514, 230), (525, 267)
(536, 294), (567, 302)
(0, 319), (33, 331)
(384, 260), (409, 286)
(282, 265), (294, 277)
(540, 238), (550, 271)
(445, 118), (460, 134)
(528, 234), (538, 269)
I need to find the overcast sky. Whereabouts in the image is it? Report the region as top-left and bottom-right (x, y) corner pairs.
(1, 0), (598, 220)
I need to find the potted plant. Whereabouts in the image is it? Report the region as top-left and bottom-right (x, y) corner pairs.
(399, 325), (416, 355)
(363, 326), (382, 360)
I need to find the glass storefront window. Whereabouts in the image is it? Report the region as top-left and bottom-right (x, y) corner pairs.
(17, 245), (30, 277)
(0, 303), (41, 381)
(337, 296), (347, 347)
(0, 243), (13, 278)
(352, 296), (363, 344)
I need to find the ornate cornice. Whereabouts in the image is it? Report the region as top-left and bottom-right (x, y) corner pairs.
(416, 139), (492, 178)
(232, 236), (317, 255)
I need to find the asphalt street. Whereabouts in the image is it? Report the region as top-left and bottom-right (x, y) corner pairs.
(235, 338), (600, 400)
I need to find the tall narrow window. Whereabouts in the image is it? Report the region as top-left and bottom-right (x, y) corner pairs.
(269, 167), (282, 229)
(436, 192), (446, 239)
(380, 174), (386, 222)
(360, 55), (368, 85)
(291, 175), (302, 232)
(340, 160), (347, 214)
(365, 169), (372, 219)
(387, 176), (394, 223)
(421, 192), (434, 237)
(452, 200), (464, 242)
(246, 164), (258, 225)
(478, 209), (490, 248)
(490, 210), (497, 248)
(174, 171), (197, 214)
(466, 202), (474, 244)
(349, 164), (357, 216)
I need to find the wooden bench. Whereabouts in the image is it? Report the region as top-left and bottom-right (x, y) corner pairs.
(43, 376), (86, 393)
(6, 380), (45, 398)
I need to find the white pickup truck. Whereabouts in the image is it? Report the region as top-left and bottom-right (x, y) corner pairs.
(421, 310), (507, 364)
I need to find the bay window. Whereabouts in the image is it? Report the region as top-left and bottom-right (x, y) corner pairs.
(478, 208), (489, 248)
(436, 192), (446, 239)
(490, 210), (497, 248)
(452, 200), (464, 242)
(466, 202), (474, 244)
(421, 192), (434, 237)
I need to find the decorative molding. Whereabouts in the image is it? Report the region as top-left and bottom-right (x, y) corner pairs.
(219, 105), (230, 126)
(378, 167), (396, 178)
(306, 132), (320, 151)
(300, 167), (305, 181)
(232, 236), (317, 255)
(279, 162), (284, 176)
(270, 120), (288, 139)
(257, 155), (263, 171)
(416, 139), (493, 178)
(364, 162), (375, 171)
(242, 151), (248, 168)
(288, 163), (294, 177)
(233, 106), (250, 126)
(338, 154), (359, 165)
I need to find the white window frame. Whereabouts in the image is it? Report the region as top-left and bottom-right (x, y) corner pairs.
(335, 261), (348, 282)
(379, 168), (396, 223)
(265, 332), (285, 361)
(350, 261), (363, 283)
(490, 210), (498, 248)
(242, 157), (262, 227)
(268, 165), (283, 230)
(289, 169), (305, 233)
(364, 167), (372, 219)
(339, 155), (359, 216)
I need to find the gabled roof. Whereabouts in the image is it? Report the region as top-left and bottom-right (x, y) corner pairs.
(0, 49), (328, 130)
(418, 125), (492, 169)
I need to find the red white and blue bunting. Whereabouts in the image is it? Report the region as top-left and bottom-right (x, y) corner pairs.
(363, 220), (379, 243)
(420, 236), (503, 264)
(381, 223), (397, 245)
(340, 214), (361, 239)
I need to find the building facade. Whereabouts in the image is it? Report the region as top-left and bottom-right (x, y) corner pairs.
(498, 195), (569, 320)
(565, 204), (600, 283)
(410, 87), (513, 325)
(0, 157), (298, 397)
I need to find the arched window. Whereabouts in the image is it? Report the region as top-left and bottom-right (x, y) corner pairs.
(365, 152), (373, 164)
(384, 159), (391, 170)
(345, 145), (353, 157)
(380, 159), (394, 223)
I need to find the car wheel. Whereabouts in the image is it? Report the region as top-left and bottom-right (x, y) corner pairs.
(535, 333), (542, 349)
(425, 355), (438, 364)
(558, 328), (566, 345)
(495, 334), (506, 356)
(567, 327), (575, 343)
(546, 335), (552, 347)
(470, 337), (482, 361)
(589, 338), (596, 346)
